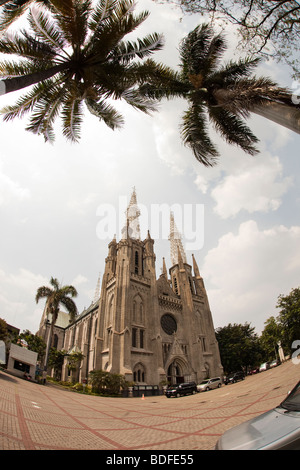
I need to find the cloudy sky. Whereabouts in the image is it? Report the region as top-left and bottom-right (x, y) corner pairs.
(0, 0), (299, 336)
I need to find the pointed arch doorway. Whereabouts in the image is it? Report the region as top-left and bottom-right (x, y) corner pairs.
(167, 359), (186, 384)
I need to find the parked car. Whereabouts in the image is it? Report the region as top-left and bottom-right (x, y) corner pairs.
(165, 382), (197, 398)
(270, 359), (279, 368)
(224, 371), (245, 385)
(259, 362), (270, 372)
(215, 380), (300, 450)
(197, 377), (222, 392)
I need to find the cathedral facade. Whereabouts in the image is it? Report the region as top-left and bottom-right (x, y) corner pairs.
(38, 190), (223, 385)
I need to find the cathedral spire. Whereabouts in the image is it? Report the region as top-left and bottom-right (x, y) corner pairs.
(162, 257), (168, 277)
(192, 254), (202, 279)
(93, 272), (101, 303)
(122, 187), (141, 240)
(169, 211), (187, 266)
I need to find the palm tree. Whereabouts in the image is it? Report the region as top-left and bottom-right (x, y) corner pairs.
(36, 277), (78, 369)
(0, 0), (163, 141)
(139, 24), (300, 167)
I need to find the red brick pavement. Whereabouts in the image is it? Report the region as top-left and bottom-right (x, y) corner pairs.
(0, 360), (299, 451)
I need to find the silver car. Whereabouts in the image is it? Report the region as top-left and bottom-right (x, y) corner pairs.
(215, 380), (300, 450)
(197, 377), (222, 392)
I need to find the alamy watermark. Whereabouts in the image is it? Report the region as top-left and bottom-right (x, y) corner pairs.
(292, 340), (300, 365)
(96, 196), (204, 251)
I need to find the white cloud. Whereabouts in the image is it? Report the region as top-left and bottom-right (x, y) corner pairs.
(0, 160), (30, 205)
(203, 220), (300, 333)
(0, 268), (50, 332)
(211, 153), (292, 218)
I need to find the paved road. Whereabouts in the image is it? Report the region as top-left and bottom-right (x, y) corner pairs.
(0, 360), (299, 451)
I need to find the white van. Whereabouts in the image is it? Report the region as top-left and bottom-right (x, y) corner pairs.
(197, 377), (222, 392)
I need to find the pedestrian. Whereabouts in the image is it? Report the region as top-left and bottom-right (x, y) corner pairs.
(42, 370), (47, 385)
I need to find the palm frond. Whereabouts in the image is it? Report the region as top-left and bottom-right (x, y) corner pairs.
(25, 81), (65, 142)
(208, 106), (259, 155)
(88, 0), (119, 32)
(51, 0), (91, 48)
(180, 104), (219, 167)
(179, 24), (226, 78)
(35, 285), (52, 303)
(0, 58), (52, 78)
(0, 32), (55, 61)
(59, 284), (78, 297)
(113, 33), (164, 64)
(85, 97), (124, 129)
(1, 79), (55, 120)
(86, 0), (149, 60)
(0, 0), (33, 31)
(136, 59), (189, 100)
(61, 93), (84, 142)
(121, 88), (157, 114)
(59, 296), (78, 319)
(49, 277), (60, 290)
(209, 57), (261, 85)
(28, 4), (67, 53)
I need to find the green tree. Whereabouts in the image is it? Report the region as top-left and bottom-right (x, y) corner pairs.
(66, 350), (84, 383)
(0, 0), (164, 142)
(216, 322), (262, 374)
(17, 329), (46, 360)
(140, 23), (300, 166)
(276, 287), (300, 353)
(35, 277), (78, 369)
(0, 318), (8, 342)
(259, 316), (283, 362)
(89, 369), (126, 395)
(48, 347), (67, 380)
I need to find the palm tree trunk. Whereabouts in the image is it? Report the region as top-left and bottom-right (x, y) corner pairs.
(44, 320), (54, 371)
(0, 62), (69, 95)
(251, 101), (300, 135)
(213, 88), (300, 134)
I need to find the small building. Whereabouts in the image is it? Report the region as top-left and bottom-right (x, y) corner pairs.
(7, 343), (38, 380)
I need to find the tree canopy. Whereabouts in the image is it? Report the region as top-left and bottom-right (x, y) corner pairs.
(215, 322), (263, 374)
(140, 23), (299, 166)
(0, 0), (164, 142)
(159, 0), (300, 78)
(276, 287), (300, 351)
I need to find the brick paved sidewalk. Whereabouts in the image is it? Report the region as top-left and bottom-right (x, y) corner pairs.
(0, 360), (299, 451)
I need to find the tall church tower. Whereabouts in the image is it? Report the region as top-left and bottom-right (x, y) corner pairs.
(94, 189), (165, 384)
(93, 189), (223, 385)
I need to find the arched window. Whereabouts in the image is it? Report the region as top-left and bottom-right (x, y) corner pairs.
(173, 276), (178, 295)
(135, 250), (139, 274)
(133, 300), (137, 322)
(53, 334), (58, 349)
(132, 294), (144, 324)
(133, 363), (146, 383)
(132, 328), (137, 347)
(108, 295), (114, 325)
(139, 302), (143, 323)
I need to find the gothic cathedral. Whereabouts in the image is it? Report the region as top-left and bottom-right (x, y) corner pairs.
(38, 189), (223, 385)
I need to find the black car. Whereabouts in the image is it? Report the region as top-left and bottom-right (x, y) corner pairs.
(165, 382), (197, 398)
(224, 371), (245, 385)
